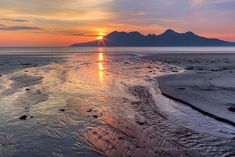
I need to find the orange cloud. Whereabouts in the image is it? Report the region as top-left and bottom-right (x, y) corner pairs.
(0, 31), (94, 46)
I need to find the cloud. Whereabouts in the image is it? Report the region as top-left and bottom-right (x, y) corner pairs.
(0, 18), (29, 22)
(0, 26), (43, 31)
(73, 33), (98, 37)
(0, 0), (112, 20)
(0, 0), (234, 42)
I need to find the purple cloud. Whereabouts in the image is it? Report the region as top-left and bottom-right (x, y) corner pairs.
(0, 19), (29, 23)
(0, 26), (43, 31)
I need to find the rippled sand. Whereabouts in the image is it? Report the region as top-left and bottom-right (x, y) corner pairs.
(0, 52), (235, 157)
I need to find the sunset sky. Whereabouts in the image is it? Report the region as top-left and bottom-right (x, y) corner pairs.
(0, 0), (234, 46)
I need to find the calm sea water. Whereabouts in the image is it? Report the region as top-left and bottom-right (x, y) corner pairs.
(1, 47), (235, 55)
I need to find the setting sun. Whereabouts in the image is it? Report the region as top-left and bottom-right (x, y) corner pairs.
(96, 33), (104, 40)
(97, 36), (104, 40)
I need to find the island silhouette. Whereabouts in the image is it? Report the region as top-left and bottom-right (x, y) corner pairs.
(71, 29), (235, 47)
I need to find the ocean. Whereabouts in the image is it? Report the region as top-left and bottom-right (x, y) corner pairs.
(1, 46), (235, 55)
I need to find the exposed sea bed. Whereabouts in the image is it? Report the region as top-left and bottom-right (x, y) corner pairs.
(0, 53), (234, 157)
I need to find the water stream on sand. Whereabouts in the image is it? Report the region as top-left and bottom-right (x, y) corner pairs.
(0, 51), (235, 157)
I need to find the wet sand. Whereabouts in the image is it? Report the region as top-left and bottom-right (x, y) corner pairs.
(0, 52), (235, 157)
(151, 53), (235, 125)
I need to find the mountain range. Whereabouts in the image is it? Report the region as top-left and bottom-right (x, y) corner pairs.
(71, 29), (235, 47)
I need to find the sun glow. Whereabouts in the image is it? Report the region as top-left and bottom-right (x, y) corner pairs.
(97, 36), (104, 40)
(96, 33), (104, 40)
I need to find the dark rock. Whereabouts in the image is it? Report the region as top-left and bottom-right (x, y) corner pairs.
(136, 121), (145, 125)
(21, 63), (32, 66)
(170, 67), (178, 71)
(26, 88), (30, 91)
(135, 119), (146, 125)
(19, 115), (27, 120)
(30, 116), (34, 119)
(118, 136), (124, 140)
(59, 109), (65, 112)
(135, 115), (146, 125)
(87, 108), (92, 112)
(93, 115), (98, 118)
(228, 107), (235, 112)
(186, 67), (194, 70)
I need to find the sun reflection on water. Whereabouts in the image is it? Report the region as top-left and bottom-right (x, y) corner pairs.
(98, 50), (105, 83)
(99, 63), (104, 82)
(99, 53), (103, 61)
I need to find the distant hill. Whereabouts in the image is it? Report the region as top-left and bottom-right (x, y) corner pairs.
(71, 29), (235, 47)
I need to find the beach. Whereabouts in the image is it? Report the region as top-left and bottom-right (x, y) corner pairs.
(153, 53), (235, 125)
(0, 49), (235, 157)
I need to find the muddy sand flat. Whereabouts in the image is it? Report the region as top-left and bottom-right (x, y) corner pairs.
(0, 53), (235, 157)
(151, 53), (235, 125)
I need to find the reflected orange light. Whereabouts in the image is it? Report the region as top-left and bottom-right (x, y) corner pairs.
(98, 51), (105, 83)
(99, 53), (103, 61)
(98, 62), (104, 82)
(99, 62), (104, 71)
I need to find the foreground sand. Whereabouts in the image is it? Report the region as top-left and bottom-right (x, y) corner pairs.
(151, 53), (235, 125)
(0, 52), (235, 157)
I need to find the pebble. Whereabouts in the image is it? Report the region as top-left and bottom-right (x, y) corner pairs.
(93, 115), (98, 118)
(228, 107), (235, 112)
(19, 115), (27, 120)
(118, 136), (124, 140)
(186, 67), (194, 70)
(87, 108), (92, 112)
